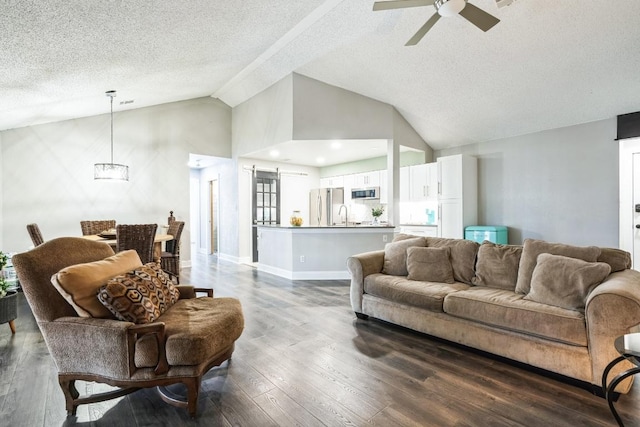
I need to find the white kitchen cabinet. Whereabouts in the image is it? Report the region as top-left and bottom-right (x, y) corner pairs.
(436, 154), (477, 239)
(438, 154), (476, 200)
(349, 171), (380, 188)
(400, 166), (410, 202)
(320, 176), (344, 188)
(409, 163), (438, 201)
(379, 169), (388, 204)
(399, 225), (438, 238)
(438, 199), (464, 239)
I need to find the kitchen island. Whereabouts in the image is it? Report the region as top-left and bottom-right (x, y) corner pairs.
(256, 225), (395, 280)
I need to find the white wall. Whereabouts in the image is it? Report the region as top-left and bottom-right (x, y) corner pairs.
(436, 118), (618, 246)
(0, 97), (232, 262)
(232, 75), (294, 157)
(292, 73), (393, 140)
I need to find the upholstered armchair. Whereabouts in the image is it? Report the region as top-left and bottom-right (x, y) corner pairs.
(13, 237), (244, 417)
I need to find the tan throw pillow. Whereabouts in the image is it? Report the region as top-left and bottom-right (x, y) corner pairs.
(472, 241), (523, 290)
(425, 237), (479, 285)
(52, 250), (143, 318)
(597, 247), (632, 273)
(382, 237), (426, 276)
(524, 253), (611, 312)
(515, 239), (601, 295)
(97, 262), (181, 324)
(407, 247), (454, 284)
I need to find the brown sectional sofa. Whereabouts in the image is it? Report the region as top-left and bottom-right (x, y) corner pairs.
(347, 235), (640, 393)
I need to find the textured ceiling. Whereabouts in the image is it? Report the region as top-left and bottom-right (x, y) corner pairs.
(3, 0), (640, 150)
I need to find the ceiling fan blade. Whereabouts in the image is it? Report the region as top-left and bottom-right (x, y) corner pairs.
(405, 13), (441, 46)
(373, 0), (435, 11)
(458, 2), (500, 32)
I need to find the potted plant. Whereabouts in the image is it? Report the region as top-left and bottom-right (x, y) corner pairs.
(371, 206), (384, 225)
(0, 251), (17, 334)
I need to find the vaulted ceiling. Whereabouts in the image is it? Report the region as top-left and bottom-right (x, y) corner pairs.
(3, 0), (640, 150)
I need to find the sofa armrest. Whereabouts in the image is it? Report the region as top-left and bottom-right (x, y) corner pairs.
(347, 250), (385, 314)
(585, 269), (640, 392)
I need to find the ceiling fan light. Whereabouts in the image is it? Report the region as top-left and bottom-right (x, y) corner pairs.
(436, 0), (466, 17)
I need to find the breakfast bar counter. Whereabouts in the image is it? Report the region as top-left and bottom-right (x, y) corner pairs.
(256, 225), (395, 280)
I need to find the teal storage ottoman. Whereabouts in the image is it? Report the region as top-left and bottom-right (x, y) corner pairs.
(465, 226), (508, 244)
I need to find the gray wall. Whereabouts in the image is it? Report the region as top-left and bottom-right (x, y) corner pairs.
(0, 97), (232, 260)
(436, 118), (618, 246)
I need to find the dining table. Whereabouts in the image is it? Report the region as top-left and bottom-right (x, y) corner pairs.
(82, 233), (174, 261)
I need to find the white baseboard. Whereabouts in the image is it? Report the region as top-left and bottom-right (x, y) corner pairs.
(256, 264), (350, 280)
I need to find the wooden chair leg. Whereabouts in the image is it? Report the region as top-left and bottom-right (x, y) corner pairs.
(59, 378), (80, 416)
(8, 319), (16, 334)
(186, 377), (201, 418)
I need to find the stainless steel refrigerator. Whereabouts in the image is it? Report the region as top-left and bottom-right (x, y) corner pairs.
(309, 188), (345, 226)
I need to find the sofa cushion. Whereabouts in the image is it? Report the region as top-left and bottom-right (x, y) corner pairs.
(407, 247), (454, 284)
(426, 237), (479, 285)
(364, 273), (469, 312)
(515, 239), (601, 295)
(382, 237), (426, 276)
(443, 287), (587, 346)
(524, 254), (611, 312)
(597, 247), (632, 273)
(97, 263), (181, 324)
(52, 250), (143, 318)
(472, 241), (522, 291)
(135, 297), (245, 367)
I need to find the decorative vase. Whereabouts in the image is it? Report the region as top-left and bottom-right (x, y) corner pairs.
(290, 210), (303, 227)
(373, 216), (380, 225)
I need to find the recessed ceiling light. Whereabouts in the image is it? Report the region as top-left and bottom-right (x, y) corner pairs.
(269, 150), (279, 157)
(330, 141), (342, 149)
(316, 157), (325, 164)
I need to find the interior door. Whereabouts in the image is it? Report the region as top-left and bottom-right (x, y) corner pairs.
(252, 171), (280, 262)
(633, 154), (640, 267)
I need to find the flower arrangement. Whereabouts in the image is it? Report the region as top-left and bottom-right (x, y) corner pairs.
(371, 206), (384, 218)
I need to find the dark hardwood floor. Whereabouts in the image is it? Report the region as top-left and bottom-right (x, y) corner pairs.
(1, 254), (640, 426)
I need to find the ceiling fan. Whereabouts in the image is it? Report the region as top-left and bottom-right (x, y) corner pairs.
(373, 0), (500, 46)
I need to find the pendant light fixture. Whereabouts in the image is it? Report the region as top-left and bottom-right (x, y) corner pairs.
(94, 90), (129, 181)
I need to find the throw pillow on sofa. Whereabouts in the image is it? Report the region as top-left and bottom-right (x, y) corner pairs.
(406, 247), (455, 283)
(597, 247), (632, 273)
(97, 262), (181, 324)
(524, 253), (611, 311)
(426, 237), (479, 285)
(382, 237), (426, 276)
(515, 239), (601, 295)
(51, 250), (143, 318)
(472, 241), (522, 291)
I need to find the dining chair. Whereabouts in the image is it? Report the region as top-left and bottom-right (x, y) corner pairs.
(80, 220), (116, 236)
(161, 221), (184, 284)
(116, 224), (158, 264)
(26, 223), (45, 247)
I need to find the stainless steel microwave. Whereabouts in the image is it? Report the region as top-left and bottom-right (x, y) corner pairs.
(351, 187), (380, 200)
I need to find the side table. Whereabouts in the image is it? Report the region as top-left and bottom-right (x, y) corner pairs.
(0, 290), (18, 334)
(602, 333), (640, 427)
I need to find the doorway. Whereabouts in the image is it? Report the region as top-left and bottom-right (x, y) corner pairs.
(209, 179), (218, 254)
(618, 137), (640, 268)
(252, 171), (280, 262)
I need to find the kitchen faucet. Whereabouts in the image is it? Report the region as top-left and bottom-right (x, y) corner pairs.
(338, 204), (348, 227)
